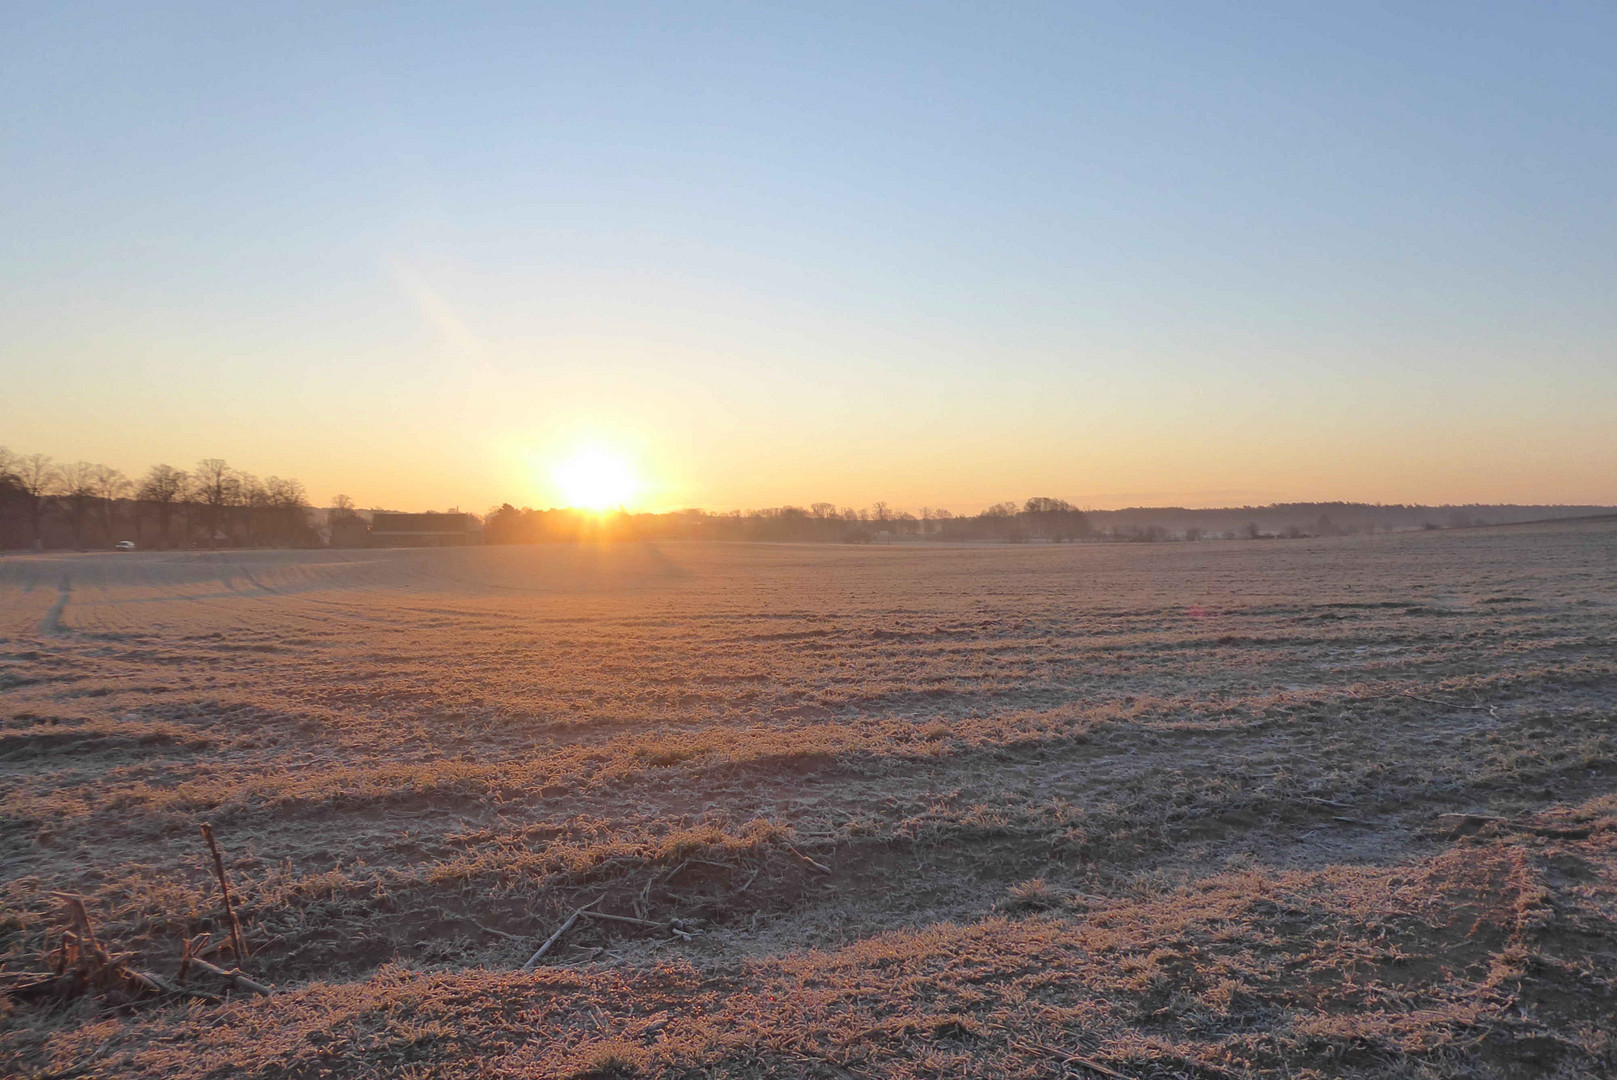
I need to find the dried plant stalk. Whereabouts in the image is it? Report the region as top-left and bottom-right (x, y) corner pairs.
(201, 823), (247, 965)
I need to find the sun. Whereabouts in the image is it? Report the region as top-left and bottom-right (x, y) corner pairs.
(552, 447), (640, 510)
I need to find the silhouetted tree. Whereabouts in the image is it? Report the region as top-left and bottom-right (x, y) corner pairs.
(1021, 497), (1090, 541)
(191, 458), (241, 547)
(60, 461), (101, 548)
(92, 464), (131, 543)
(237, 472), (268, 545)
(137, 465), (188, 548)
(263, 476), (309, 544)
(483, 503), (524, 544)
(0, 448), (23, 546)
(13, 453), (60, 547)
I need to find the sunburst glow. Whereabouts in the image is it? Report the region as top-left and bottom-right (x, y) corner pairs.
(552, 447), (640, 510)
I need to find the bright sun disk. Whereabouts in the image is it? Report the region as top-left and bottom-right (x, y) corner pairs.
(553, 447), (639, 510)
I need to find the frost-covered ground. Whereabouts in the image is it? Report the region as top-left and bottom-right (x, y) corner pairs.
(3, 524), (1615, 1078)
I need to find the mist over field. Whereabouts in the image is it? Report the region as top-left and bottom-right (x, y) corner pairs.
(4, 523), (1615, 1076)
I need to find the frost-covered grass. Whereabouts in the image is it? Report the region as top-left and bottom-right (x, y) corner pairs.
(2, 524), (1615, 1076)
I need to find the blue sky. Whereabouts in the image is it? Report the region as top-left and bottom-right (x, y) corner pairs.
(3, 2), (1614, 511)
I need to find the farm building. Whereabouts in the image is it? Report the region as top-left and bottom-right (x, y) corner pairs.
(368, 511), (481, 547)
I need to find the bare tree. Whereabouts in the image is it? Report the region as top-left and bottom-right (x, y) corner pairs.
(13, 453), (60, 547)
(61, 461), (100, 548)
(263, 476), (308, 544)
(92, 464), (131, 543)
(137, 465), (188, 549)
(0, 448), (19, 544)
(237, 472), (267, 546)
(191, 458), (241, 547)
(1021, 497), (1089, 541)
(330, 493), (356, 521)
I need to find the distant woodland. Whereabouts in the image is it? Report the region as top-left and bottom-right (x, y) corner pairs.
(3, 445), (1611, 550)
(481, 500), (1617, 546)
(0, 449), (323, 550)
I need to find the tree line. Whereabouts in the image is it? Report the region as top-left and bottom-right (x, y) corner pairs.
(12, 444), (1586, 551)
(483, 497), (1095, 544)
(0, 448), (322, 550)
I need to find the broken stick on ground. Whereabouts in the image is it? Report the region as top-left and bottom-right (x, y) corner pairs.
(784, 842), (832, 874)
(182, 955), (274, 997)
(522, 900), (599, 971)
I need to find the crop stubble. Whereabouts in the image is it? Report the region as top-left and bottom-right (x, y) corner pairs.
(1, 523), (1614, 1077)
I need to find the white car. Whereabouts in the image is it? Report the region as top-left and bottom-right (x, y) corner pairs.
(114, 541), (136, 551)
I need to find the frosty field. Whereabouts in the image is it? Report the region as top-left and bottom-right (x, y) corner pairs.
(3, 525), (1615, 1078)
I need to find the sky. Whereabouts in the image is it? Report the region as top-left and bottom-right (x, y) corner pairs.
(3, 2), (1615, 513)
